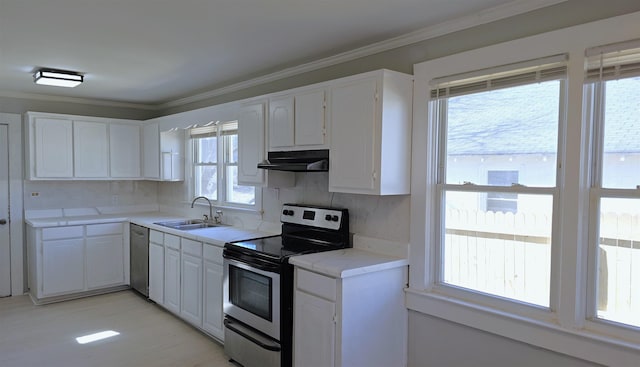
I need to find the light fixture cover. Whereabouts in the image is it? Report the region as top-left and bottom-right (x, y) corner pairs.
(34, 69), (83, 88)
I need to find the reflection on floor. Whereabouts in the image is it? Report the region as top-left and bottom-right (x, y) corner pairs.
(0, 290), (233, 367)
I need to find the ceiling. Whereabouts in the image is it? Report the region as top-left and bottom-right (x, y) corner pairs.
(0, 0), (564, 107)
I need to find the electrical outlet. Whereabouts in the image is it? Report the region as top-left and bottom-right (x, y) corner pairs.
(111, 195), (119, 205)
(31, 192), (39, 197)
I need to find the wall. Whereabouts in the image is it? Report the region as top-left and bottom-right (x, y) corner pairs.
(408, 311), (601, 367)
(160, 0), (640, 116)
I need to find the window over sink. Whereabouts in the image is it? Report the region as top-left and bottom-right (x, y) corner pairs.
(190, 121), (258, 209)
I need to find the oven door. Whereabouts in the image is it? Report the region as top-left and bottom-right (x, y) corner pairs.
(223, 257), (281, 340)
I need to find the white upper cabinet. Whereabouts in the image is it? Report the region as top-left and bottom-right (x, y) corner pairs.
(328, 70), (412, 195)
(238, 101), (266, 185)
(268, 96), (295, 149)
(142, 121), (184, 181)
(32, 117), (74, 178)
(25, 112), (144, 180)
(268, 87), (327, 151)
(74, 121), (109, 178)
(109, 123), (141, 178)
(142, 122), (160, 179)
(239, 100), (295, 187)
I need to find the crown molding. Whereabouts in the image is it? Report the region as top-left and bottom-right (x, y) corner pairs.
(161, 0), (567, 109)
(0, 90), (161, 110)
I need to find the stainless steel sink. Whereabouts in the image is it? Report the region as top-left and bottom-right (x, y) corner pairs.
(153, 219), (226, 231)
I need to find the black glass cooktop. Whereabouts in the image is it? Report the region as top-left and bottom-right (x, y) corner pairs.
(226, 235), (344, 261)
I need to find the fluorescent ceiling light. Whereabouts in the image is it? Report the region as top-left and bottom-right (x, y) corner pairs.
(75, 330), (120, 344)
(33, 69), (83, 88)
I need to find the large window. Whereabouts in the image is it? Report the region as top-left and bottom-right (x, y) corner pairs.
(191, 121), (256, 207)
(431, 57), (566, 307)
(586, 43), (640, 329)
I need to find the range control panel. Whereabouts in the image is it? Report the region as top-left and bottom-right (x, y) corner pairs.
(280, 204), (346, 231)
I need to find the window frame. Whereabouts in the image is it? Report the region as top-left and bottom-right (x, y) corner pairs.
(408, 13), (640, 366)
(584, 72), (640, 338)
(189, 121), (261, 211)
(430, 62), (567, 314)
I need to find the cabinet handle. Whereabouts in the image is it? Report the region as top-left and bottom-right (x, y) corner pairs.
(0, 219), (7, 225)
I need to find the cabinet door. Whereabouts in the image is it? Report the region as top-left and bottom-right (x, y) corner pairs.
(329, 78), (377, 193)
(42, 239), (85, 296)
(295, 89), (326, 147)
(143, 122), (160, 179)
(74, 121), (109, 178)
(203, 260), (224, 339)
(269, 96), (294, 149)
(294, 291), (336, 367)
(110, 123), (141, 178)
(238, 102), (265, 185)
(164, 247), (181, 314)
(181, 253), (203, 326)
(34, 118), (74, 178)
(86, 235), (124, 289)
(149, 242), (164, 304)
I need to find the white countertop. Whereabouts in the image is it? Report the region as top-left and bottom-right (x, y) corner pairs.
(289, 248), (408, 278)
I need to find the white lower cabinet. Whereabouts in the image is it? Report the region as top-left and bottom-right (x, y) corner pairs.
(164, 245), (181, 314)
(28, 222), (127, 302)
(293, 266), (408, 367)
(202, 244), (224, 340)
(86, 234), (124, 289)
(42, 238), (85, 296)
(147, 229), (225, 341)
(148, 236), (165, 304)
(181, 238), (203, 326)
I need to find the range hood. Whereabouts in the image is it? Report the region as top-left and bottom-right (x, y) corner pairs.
(257, 149), (329, 172)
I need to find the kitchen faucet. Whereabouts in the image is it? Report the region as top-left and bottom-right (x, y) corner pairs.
(191, 196), (213, 223)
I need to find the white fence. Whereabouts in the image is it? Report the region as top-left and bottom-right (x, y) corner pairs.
(444, 209), (640, 326)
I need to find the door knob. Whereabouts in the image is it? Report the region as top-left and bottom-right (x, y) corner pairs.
(0, 219), (6, 225)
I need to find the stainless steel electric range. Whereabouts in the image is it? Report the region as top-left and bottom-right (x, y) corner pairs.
(222, 204), (350, 367)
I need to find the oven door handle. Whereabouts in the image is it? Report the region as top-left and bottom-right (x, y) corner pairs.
(223, 252), (281, 273)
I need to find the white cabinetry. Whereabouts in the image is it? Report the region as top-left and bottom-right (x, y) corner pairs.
(142, 122), (184, 181)
(203, 243), (224, 340)
(74, 121), (109, 178)
(269, 87), (327, 151)
(145, 227), (226, 341)
(110, 123), (141, 178)
(32, 117), (74, 178)
(293, 265), (408, 367)
(164, 234), (181, 315)
(238, 101), (294, 187)
(86, 223), (125, 289)
(25, 112), (144, 180)
(181, 238), (203, 326)
(27, 222), (128, 303)
(328, 70), (412, 195)
(149, 230), (165, 304)
(42, 230), (85, 296)
(143, 122), (161, 179)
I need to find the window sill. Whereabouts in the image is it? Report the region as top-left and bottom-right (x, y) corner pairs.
(189, 201), (262, 215)
(405, 288), (640, 366)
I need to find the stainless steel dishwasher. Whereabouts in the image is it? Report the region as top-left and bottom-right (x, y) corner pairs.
(130, 223), (149, 297)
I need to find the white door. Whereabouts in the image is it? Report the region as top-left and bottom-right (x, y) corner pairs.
(34, 118), (74, 178)
(110, 123), (141, 178)
(164, 247), (181, 314)
(181, 253), (203, 326)
(0, 124), (10, 296)
(294, 290), (336, 367)
(203, 260), (224, 338)
(269, 96), (294, 149)
(238, 102), (265, 185)
(74, 121), (109, 178)
(86, 235), (124, 289)
(295, 89), (326, 146)
(149, 242), (164, 304)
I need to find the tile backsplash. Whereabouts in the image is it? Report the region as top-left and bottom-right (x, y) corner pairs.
(23, 180), (158, 210)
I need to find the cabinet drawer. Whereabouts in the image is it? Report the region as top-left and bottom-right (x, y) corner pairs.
(165, 234), (181, 249)
(42, 226), (84, 240)
(86, 222), (123, 237)
(203, 244), (223, 264)
(182, 238), (202, 257)
(296, 268), (336, 301)
(150, 230), (163, 244)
